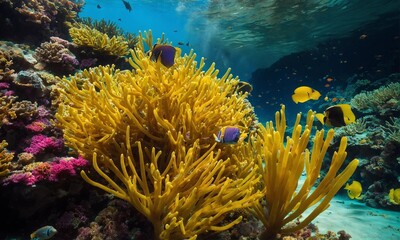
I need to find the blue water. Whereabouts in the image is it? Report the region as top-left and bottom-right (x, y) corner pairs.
(80, 0), (400, 80)
(79, 0), (400, 124)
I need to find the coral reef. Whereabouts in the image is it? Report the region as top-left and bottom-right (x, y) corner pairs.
(2, 156), (88, 186)
(380, 117), (400, 143)
(250, 107), (358, 239)
(0, 40), (84, 188)
(79, 18), (138, 49)
(0, 140), (14, 176)
(69, 23), (129, 57)
(56, 31), (358, 239)
(351, 80), (400, 114)
(0, 0), (83, 43)
(56, 31), (261, 239)
(34, 37), (78, 74)
(314, 73), (400, 210)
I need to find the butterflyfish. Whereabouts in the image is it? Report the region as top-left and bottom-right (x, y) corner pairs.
(291, 86), (321, 104)
(31, 226), (57, 240)
(315, 104), (356, 127)
(344, 180), (363, 200)
(389, 188), (400, 205)
(215, 126), (241, 144)
(150, 44), (179, 68)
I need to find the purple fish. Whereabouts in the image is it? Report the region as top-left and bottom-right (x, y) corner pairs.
(215, 126), (240, 144)
(151, 44), (177, 68)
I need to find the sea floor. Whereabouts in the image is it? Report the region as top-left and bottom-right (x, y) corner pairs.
(308, 196), (400, 240)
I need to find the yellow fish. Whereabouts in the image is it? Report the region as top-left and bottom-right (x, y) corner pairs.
(389, 188), (400, 205)
(315, 104), (356, 127)
(344, 180), (363, 200)
(291, 86), (321, 104)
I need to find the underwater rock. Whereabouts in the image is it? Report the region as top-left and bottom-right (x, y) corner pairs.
(14, 70), (47, 98)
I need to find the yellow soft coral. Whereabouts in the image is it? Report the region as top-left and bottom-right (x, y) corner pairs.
(56, 31), (261, 239)
(56, 30), (255, 168)
(69, 23), (129, 57)
(81, 127), (261, 239)
(0, 140), (14, 177)
(250, 106), (359, 239)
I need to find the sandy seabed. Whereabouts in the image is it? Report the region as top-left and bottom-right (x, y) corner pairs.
(310, 196), (400, 240)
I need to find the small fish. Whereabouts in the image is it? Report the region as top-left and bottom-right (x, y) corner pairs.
(118, 18), (122, 21)
(326, 76), (334, 82)
(315, 104), (356, 127)
(324, 96), (329, 101)
(31, 226), (57, 240)
(215, 126), (241, 144)
(122, 0), (132, 12)
(344, 180), (363, 200)
(186, 42), (190, 46)
(389, 188), (400, 205)
(97, 4), (101, 9)
(324, 83), (330, 88)
(151, 44), (178, 68)
(291, 86), (321, 104)
(173, 30), (178, 32)
(178, 42), (185, 45)
(235, 81), (253, 94)
(359, 34), (367, 40)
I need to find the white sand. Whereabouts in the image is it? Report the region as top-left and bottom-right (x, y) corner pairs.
(309, 195), (400, 240)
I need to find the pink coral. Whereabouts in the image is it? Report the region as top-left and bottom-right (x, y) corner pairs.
(24, 134), (63, 155)
(2, 172), (37, 186)
(2, 156), (88, 186)
(0, 82), (10, 89)
(49, 157), (89, 182)
(37, 105), (50, 118)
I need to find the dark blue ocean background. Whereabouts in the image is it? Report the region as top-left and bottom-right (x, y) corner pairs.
(80, 0), (400, 124)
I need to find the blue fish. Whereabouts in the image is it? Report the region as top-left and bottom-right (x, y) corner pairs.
(31, 225), (57, 240)
(215, 126), (241, 144)
(151, 44), (177, 68)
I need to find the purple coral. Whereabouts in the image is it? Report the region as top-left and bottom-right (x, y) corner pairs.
(62, 53), (79, 66)
(24, 134), (63, 155)
(79, 58), (97, 69)
(56, 205), (89, 231)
